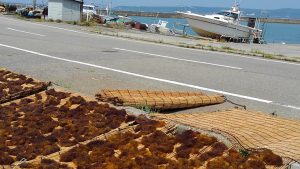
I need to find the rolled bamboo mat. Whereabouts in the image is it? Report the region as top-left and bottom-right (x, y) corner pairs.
(153, 109), (300, 162)
(99, 89), (205, 97)
(96, 89), (225, 110)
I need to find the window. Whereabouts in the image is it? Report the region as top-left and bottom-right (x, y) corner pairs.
(217, 11), (238, 20)
(83, 6), (93, 10)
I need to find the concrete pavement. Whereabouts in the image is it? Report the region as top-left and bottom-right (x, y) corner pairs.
(0, 15), (300, 119)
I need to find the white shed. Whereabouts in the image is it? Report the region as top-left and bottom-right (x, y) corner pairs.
(48, 0), (83, 22)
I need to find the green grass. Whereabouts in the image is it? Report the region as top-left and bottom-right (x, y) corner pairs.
(251, 49), (265, 55)
(55, 19), (62, 23)
(221, 46), (235, 50)
(263, 53), (274, 59)
(135, 105), (157, 114)
(239, 149), (249, 158)
(65, 21), (77, 25)
(251, 49), (277, 59)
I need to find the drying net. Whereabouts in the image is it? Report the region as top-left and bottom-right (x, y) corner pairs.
(15, 115), (290, 169)
(153, 109), (300, 162)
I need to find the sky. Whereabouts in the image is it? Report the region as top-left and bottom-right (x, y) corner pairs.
(2, 0), (300, 9)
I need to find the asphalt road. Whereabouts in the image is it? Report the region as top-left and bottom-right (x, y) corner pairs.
(1, 15), (300, 119)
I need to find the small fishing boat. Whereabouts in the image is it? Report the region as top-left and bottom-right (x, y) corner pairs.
(178, 2), (262, 42)
(148, 20), (171, 35)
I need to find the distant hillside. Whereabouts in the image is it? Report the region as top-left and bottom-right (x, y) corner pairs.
(113, 6), (300, 19)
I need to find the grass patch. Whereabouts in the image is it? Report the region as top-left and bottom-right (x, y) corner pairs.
(239, 149), (249, 158)
(79, 21), (92, 26)
(65, 21), (77, 25)
(135, 105), (157, 114)
(251, 49), (265, 55)
(221, 46), (235, 50)
(263, 53), (274, 59)
(34, 19), (43, 22)
(55, 19), (62, 23)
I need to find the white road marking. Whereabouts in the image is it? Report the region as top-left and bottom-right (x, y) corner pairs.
(2, 16), (299, 66)
(0, 43), (274, 104)
(271, 103), (300, 110)
(7, 27), (45, 37)
(114, 48), (243, 70)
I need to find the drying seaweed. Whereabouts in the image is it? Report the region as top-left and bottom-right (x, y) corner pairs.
(142, 130), (176, 155)
(26, 114), (285, 169)
(0, 69), (50, 104)
(0, 89), (135, 166)
(46, 89), (70, 99)
(0, 152), (14, 165)
(198, 142), (228, 162)
(134, 115), (166, 134)
(257, 149), (283, 166)
(40, 159), (70, 169)
(1, 83), (285, 168)
(175, 130), (218, 159)
(241, 158), (267, 169)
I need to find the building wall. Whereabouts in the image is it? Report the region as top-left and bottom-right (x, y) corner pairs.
(62, 0), (81, 21)
(48, 0), (81, 21)
(48, 0), (63, 20)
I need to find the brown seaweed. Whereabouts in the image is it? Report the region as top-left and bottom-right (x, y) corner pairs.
(198, 142), (228, 162)
(257, 149), (283, 166)
(46, 89), (70, 99)
(0, 152), (14, 165)
(241, 158), (266, 169)
(39, 159), (70, 169)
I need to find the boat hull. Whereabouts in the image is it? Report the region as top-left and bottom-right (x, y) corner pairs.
(181, 13), (255, 39)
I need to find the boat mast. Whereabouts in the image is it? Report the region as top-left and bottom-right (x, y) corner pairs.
(32, 0), (36, 10)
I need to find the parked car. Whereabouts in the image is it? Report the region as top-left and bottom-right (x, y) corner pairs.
(0, 5), (5, 12)
(16, 6), (33, 15)
(16, 6), (42, 18)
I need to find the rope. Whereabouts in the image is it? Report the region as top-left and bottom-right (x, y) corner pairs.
(224, 96), (247, 110)
(12, 158), (27, 169)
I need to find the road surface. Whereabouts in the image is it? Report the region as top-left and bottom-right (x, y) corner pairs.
(0, 15), (300, 119)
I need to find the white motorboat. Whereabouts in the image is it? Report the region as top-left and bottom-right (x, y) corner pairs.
(178, 3), (262, 41)
(148, 20), (171, 35)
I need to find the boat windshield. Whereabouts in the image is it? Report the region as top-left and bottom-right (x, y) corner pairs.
(217, 11), (239, 20)
(83, 6), (94, 10)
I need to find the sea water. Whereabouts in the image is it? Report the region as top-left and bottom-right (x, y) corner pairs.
(130, 16), (300, 44)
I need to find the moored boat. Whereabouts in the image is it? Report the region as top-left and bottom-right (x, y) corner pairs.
(178, 3), (262, 42)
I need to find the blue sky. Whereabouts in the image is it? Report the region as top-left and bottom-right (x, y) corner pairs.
(3, 0), (300, 9)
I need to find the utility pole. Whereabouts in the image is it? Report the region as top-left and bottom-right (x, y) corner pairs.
(33, 0), (36, 10)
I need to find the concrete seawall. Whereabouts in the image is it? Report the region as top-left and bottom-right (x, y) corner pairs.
(105, 10), (300, 24)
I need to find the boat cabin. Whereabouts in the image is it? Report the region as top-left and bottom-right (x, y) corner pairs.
(217, 11), (239, 20)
